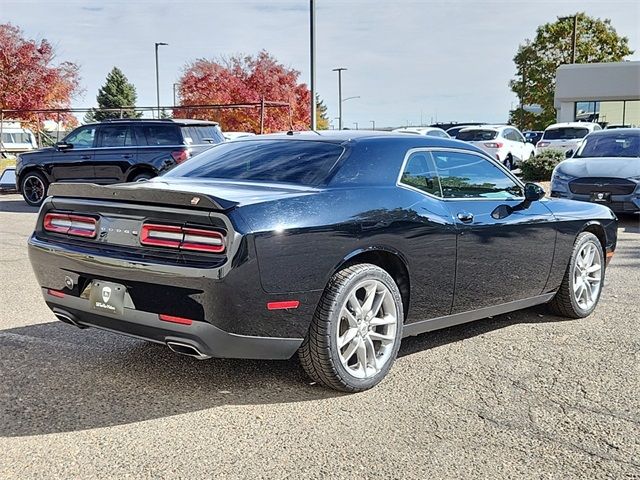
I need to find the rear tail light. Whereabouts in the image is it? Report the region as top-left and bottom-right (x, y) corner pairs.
(171, 150), (190, 164)
(140, 223), (225, 253)
(537, 141), (550, 147)
(483, 142), (503, 149)
(43, 213), (97, 238)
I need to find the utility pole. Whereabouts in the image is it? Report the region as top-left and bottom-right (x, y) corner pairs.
(559, 15), (578, 63)
(309, 0), (317, 130)
(155, 42), (168, 118)
(332, 67), (347, 129)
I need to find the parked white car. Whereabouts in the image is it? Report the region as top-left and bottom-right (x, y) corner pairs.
(456, 125), (535, 170)
(223, 131), (256, 141)
(537, 122), (602, 155)
(392, 127), (450, 138)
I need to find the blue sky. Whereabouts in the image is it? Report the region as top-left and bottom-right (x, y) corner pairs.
(2, 0), (639, 128)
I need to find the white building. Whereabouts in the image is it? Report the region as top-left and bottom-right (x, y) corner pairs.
(554, 61), (640, 127)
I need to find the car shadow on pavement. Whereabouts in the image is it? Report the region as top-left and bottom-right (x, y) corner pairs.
(0, 322), (340, 437)
(0, 198), (37, 213)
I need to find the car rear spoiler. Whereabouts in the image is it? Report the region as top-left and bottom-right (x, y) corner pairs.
(47, 183), (238, 211)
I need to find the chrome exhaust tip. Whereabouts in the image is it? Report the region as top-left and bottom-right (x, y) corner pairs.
(166, 341), (211, 360)
(53, 310), (85, 328)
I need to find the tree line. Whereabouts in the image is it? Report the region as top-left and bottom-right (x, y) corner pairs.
(0, 14), (633, 133)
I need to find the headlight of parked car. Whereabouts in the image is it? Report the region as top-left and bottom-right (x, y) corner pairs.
(552, 170), (574, 183)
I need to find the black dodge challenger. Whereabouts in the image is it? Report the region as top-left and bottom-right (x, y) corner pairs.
(28, 132), (617, 392)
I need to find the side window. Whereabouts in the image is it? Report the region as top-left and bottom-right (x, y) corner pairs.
(98, 125), (134, 147)
(64, 126), (96, 149)
(513, 130), (525, 143)
(432, 151), (523, 199)
(400, 151), (441, 197)
(503, 129), (515, 141)
(142, 125), (181, 146)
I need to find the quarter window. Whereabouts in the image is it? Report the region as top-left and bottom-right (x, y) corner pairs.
(400, 151), (441, 196)
(431, 151), (523, 199)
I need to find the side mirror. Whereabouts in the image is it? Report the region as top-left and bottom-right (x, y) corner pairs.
(524, 182), (545, 201)
(55, 142), (73, 151)
(565, 149), (573, 158)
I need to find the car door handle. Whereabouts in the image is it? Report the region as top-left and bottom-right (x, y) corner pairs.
(457, 211), (474, 223)
(80, 155), (91, 160)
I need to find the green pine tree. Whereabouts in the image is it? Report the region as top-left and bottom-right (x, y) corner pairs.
(93, 67), (141, 121)
(316, 94), (329, 130)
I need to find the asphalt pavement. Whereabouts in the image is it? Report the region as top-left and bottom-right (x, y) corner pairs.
(0, 193), (638, 479)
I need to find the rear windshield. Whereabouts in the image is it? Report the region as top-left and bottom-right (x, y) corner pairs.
(543, 127), (589, 140)
(456, 130), (498, 141)
(575, 132), (640, 158)
(164, 140), (345, 186)
(180, 125), (224, 145)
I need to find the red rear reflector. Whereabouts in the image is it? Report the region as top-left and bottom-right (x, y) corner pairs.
(47, 289), (66, 298)
(159, 314), (193, 325)
(43, 213), (97, 238)
(267, 301), (300, 310)
(140, 223), (225, 253)
(171, 150), (190, 164)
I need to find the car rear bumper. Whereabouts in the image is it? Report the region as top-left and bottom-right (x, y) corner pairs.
(43, 288), (302, 360)
(28, 234), (320, 358)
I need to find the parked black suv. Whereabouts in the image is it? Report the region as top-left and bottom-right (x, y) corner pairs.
(16, 118), (225, 206)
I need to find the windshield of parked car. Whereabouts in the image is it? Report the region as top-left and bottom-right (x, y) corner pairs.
(575, 131), (640, 158)
(164, 140), (345, 186)
(543, 127), (589, 140)
(456, 130), (498, 141)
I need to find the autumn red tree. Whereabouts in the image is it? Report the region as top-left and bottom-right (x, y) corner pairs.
(177, 51), (311, 133)
(0, 23), (81, 126)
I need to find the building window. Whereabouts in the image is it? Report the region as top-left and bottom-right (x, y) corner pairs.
(575, 100), (640, 127)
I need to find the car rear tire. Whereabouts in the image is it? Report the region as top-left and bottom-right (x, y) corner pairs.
(21, 171), (48, 207)
(548, 232), (604, 319)
(504, 154), (514, 170)
(298, 263), (404, 392)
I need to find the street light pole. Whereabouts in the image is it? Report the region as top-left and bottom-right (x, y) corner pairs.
(173, 83), (179, 107)
(559, 15), (578, 63)
(353, 122), (358, 130)
(310, 0), (317, 130)
(370, 120), (375, 130)
(155, 42), (168, 118)
(332, 67), (347, 129)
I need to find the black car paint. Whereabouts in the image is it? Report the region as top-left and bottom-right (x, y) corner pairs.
(27, 132), (618, 360)
(15, 119), (223, 190)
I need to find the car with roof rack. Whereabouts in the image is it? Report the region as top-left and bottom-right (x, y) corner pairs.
(15, 118), (224, 206)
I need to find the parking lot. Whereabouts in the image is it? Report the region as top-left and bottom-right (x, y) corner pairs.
(0, 193), (638, 479)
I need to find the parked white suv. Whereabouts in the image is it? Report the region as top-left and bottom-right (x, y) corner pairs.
(456, 125), (535, 169)
(537, 122), (602, 155)
(392, 127), (450, 138)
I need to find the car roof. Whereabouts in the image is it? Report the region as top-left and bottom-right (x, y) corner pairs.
(229, 129), (488, 153)
(545, 122), (599, 129)
(87, 118), (219, 126)
(585, 127), (640, 136)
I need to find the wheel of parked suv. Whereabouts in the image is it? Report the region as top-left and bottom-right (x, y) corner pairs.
(504, 154), (514, 170)
(548, 232), (604, 318)
(21, 171), (49, 207)
(298, 263), (404, 392)
(131, 172), (154, 182)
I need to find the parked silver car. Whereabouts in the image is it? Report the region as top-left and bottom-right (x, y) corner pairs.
(550, 128), (640, 213)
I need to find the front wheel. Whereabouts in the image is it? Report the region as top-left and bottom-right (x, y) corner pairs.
(21, 171), (49, 207)
(298, 263), (404, 392)
(548, 232), (604, 318)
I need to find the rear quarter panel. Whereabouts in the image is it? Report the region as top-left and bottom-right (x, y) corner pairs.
(542, 198), (617, 292)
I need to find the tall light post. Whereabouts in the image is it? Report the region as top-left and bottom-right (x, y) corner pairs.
(332, 67), (347, 129)
(559, 15), (578, 63)
(309, 0), (317, 130)
(173, 83), (179, 107)
(370, 120), (376, 130)
(353, 122), (359, 130)
(155, 42), (168, 117)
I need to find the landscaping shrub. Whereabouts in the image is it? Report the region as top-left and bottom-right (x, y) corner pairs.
(520, 150), (566, 181)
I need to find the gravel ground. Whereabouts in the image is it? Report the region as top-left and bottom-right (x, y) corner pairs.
(0, 193), (638, 479)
